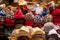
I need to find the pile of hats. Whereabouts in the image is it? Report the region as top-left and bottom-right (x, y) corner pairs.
(14, 7), (25, 25)
(5, 6), (15, 27)
(8, 26), (45, 40)
(25, 12), (34, 26)
(0, 7), (6, 28)
(5, 18), (15, 27)
(44, 14), (53, 23)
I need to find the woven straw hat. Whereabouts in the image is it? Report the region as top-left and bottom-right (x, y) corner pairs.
(31, 27), (45, 35)
(18, 0), (27, 5)
(31, 27), (46, 40)
(9, 26), (31, 40)
(0, 4), (6, 8)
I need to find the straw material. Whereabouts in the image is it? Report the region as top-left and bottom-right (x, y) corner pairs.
(9, 29), (31, 40)
(31, 27), (46, 40)
(31, 27), (45, 35)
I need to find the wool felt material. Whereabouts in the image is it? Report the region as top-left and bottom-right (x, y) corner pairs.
(25, 20), (34, 26)
(14, 7), (25, 19)
(15, 18), (25, 24)
(52, 9), (60, 25)
(5, 18), (15, 27)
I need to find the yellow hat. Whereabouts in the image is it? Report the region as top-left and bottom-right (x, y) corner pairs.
(31, 27), (45, 35)
(8, 30), (31, 40)
(14, 30), (31, 38)
(0, 4), (6, 8)
(18, 0), (27, 5)
(6, 5), (13, 9)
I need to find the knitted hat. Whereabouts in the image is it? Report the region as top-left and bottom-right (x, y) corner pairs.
(25, 12), (34, 21)
(14, 7), (25, 19)
(34, 15), (44, 24)
(44, 14), (53, 23)
(0, 7), (6, 17)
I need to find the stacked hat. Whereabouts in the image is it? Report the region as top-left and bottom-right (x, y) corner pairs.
(14, 7), (25, 19)
(31, 27), (45, 40)
(52, 8), (60, 25)
(44, 14), (53, 23)
(42, 22), (59, 33)
(11, 29), (20, 35)
(10, 26), (31, 38)
(0, 4), (6, 8)
(0, 7), (6, 17)
(34, 15), (44, 24)
(0, 7), (6, 26)
(48, 29), (58, 35)
(25, 12), (34, 26)
(25, 12), (34, 21)
(5, 18), (15, 27)
(18, 0), (27, 5)
(6, 7), (14, 19)
(31, 27), (45, 35)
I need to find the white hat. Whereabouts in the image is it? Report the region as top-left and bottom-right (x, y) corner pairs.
(44, 22), (60, 30)
(57, 34), (60, 38)
(44, 22), (54, 27)
(20, 26), (30, 33)
(12, 29), (20, 35)
(48, 29), (58, 35)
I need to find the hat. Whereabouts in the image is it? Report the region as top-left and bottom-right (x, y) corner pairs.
(20, 26), (30, 33)
(48, 29), (58, 35)
(9, 29), (31, 40)
(18, 0), (27, 5)
(0, 4), (6, 8)
(43, 22), (57, 33)
(16, 26), (31, 39)
(44, 22), (54, 27)
(31, 27), (45, 35)
(25, 12), (34, 20)
(11, 29), (20, 35)
(44, 14), (53, 23)
(14, 7), (25, 19)
(16, 30), (31, 38)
